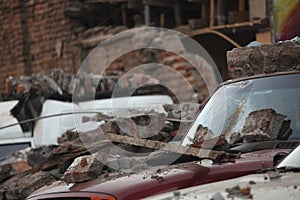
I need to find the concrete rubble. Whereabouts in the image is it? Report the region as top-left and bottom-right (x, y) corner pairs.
(242, 108), (287, 142)
(0, 101), (292, 192)
(0, 161), (30, 183)
(0, 171), (55, 200)
(4, 69), (119, 100)
(1, 38), (299, 199)
(227, 39), (300, 79)
(188, 108), (291, 150)
(0, 105), (290, 198)
(0, 103), (243, 199)
(0, 106), (195, 199)
(63, 155), (104, 184)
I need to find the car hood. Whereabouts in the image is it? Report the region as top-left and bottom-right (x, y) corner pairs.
(27, 149), (290, 200)
(28, 162), (210, 200)
(145, 172), (300, 200)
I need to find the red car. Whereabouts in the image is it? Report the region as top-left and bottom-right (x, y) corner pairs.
(27, 72), (300, 200)
(145, 144), (300, 200)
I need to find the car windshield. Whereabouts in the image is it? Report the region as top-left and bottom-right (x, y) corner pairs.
(181, 73), (300, 147)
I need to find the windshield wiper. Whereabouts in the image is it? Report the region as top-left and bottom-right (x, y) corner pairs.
(278, 166), (300, 172)
(258, 166), (300, 173)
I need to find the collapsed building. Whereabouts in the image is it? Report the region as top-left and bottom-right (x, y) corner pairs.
(1, 0), (299, 96)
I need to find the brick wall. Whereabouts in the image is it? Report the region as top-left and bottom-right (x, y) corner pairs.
(0, 0), (84, 93)
(0, 2), (220, 103)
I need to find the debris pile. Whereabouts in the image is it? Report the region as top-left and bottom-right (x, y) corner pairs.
(0, 106), (196, 199)
(3, 69), (119, 101)
(0, 102), (242, 199)
(0, 136), (90, 199)
(242, 108), (290, 142)
(189, 108), (291, 151)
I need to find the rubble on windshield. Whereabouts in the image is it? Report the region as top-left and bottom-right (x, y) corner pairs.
(189, 125), (229, 151)
(219, 108), (294, 152)
(189, 108), (291, 150)
(242, 108), (290, 142)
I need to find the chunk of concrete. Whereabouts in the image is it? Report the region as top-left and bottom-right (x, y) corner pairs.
(227, 41), (300, 79)
(63, 154), (104, 184)
(242, 108), (286, 142)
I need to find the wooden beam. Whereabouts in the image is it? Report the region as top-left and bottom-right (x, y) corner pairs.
(201, 3), (208, 19)
(160, 13), (165, 27)
(174, 0), (182, 26)
(101, 132), (239, 161)
(121, 3), (127, 26)
(239, 0), (245, 12)
(209, 0), (214, 27)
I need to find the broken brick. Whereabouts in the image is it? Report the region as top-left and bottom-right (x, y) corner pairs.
(191, 135), (228, 150)
(27, 145), (56, 167)
(242, 108), (286, 142)
(192, 124), (214, 144)
(0, 171), (55, 199)
(63, 155), (104, 184)
(0, 164), (14, 183)
(66, 130), (79, 141)
(11, 160), (31, 173)
(100, 121), (118, 134)
(0, 160), (31, 184)
(116, 113), (166, 139)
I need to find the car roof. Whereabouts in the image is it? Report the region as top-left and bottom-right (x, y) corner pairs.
(221, 71), (300, 86)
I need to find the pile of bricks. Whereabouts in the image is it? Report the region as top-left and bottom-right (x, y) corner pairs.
(3, 69), (120, 99)
(0, 106), (194, 199)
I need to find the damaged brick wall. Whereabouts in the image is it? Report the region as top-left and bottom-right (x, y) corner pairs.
(0, 0), (84, 93)
(1, 1), (219, 101)
(227, 40), (300, 79)
(81, 27), (219, 103)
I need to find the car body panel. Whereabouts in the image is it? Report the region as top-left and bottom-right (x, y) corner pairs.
(145, 144), (300, 200)
(0, 95), (173, 158)
(145, 172), (300, 200)
(27, 149), (290, 200)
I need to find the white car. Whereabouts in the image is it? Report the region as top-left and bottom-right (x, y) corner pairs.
(0, 95), (174, 158)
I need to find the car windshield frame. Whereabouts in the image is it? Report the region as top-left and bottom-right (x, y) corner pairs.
(181, 73), (300, 147)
